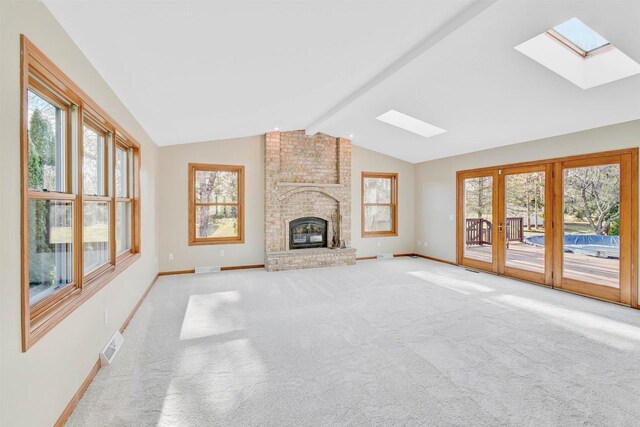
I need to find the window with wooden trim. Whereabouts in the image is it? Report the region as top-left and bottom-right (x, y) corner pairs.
(115, 140), (134, 256)
(362, 172), (398, 237)
(188, 164), (244, 245)
(21, 36), (141, 351)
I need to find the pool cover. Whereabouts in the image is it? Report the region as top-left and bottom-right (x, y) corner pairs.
(524, 234), (619, 259)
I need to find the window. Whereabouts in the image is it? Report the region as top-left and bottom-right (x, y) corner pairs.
(115, 142), (134, 255)
(550, 18), (609, 56)
(21, 36), (141, 351)
(376, 109), (446, 139)
(362, 172), (398, 237)
(82, 119), (110, 276)
(188, 164), (244, 245)
(515, 17), (640, 89)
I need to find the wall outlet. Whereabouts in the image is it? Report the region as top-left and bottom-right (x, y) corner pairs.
(417, 241), (421, 247)
(104, 309), (109, 325)
(424, 241), (428, 248)
(168, 252), (174, 260)
(377, 242), (381, 248)
(220, 250), (225, 257)
(448, 214), (454, 221)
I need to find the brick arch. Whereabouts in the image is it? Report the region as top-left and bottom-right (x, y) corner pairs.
(277, 187), (340, 203)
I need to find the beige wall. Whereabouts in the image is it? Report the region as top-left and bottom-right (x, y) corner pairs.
(159, 136), (266, 271)
(414, 120), (640, 267)
(0, 2), (160, 426)
(351, 145), (415, 258)
(158, 139), (415, 271)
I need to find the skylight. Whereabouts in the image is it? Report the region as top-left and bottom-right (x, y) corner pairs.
(516, 17), (640, 89)
(550, 18), (609, 56)
(376, 110), (446, 139)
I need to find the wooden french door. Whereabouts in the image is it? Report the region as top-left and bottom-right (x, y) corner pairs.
(457, 169), (499, 273)
(457, 149), (638, 307)
(497, 164), (553, 285)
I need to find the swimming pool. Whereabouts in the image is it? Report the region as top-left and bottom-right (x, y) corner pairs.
(524, 234), (620, 259)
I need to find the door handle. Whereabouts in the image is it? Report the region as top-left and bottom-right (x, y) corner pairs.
(498, 223), (503, 233)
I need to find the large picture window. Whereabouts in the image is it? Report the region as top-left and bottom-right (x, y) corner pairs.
(188, 164), (244, 245)
(21, 36), (141, 351)
(362, 172), (398, 237)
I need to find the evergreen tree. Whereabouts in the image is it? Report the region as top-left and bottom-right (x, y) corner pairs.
(28, 108), (54, 285)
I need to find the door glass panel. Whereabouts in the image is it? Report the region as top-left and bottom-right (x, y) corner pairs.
(505, 171), (545, 274)
(464, 176), (493, 262)
(563, 164), (620, 288)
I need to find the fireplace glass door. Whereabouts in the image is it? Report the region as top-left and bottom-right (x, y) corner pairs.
(289, 217), (327, 249)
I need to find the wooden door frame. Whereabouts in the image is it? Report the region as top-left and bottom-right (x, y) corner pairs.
(553, 153), (636, 305)
(497, 163), (554, 286)
(456, 169), (499, 273)
(456, 148), (638, 308)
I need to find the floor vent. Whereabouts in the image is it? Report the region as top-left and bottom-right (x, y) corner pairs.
(465, 268), (481, 274)
(376, 253), (394, 259)
(100, 331), (124, 366)
(195, 266), (222, 274)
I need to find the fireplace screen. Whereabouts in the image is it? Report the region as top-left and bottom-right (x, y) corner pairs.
(289, 217), (327, 249)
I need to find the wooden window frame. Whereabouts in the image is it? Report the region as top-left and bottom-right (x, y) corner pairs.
(361, 172), (398, 238)
(20, 36), (142, 351)
(188, 163), (245, 246)
(115, 139), (135, 258)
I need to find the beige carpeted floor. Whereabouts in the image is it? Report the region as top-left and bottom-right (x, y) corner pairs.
(68, 258), (640, 426)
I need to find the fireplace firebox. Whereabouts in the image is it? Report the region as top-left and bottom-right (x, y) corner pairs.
(289, 217), (327, 249)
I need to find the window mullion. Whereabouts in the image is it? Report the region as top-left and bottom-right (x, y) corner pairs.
(76, 107), (84, 290)
(108, 131), (116, 266)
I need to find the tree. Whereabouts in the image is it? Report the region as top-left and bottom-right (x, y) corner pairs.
(465, 176), (492, 220)
(505, 172), (545, 230)
(564, 165), (620, 235)
(28, 108), (55, 285)
(195, 171), (238, 237)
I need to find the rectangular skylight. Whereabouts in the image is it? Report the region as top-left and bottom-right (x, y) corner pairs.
(551, 18), (609, 54)
(376, 110), (446, 138)
(516, 16), (640, 89)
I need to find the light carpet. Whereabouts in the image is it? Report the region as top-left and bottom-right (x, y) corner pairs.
(67, 258), (640, 426)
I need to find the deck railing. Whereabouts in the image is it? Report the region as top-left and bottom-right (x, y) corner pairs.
(505, 217), (524, 242)
(466, 218), (492, 246)
(466, 217), (524, 246)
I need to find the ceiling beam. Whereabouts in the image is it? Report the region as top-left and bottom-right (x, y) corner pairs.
(305, 0), (498, 136)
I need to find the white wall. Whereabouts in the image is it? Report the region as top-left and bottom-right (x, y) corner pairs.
(414, 120), (640, 267)
(157, 139), (415, 271)
(0, 2), (159, 426)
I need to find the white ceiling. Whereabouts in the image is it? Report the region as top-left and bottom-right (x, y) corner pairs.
(44, 0), (640, 163)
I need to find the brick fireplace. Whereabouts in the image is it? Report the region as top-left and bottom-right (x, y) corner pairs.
(264, 130), (356, 271)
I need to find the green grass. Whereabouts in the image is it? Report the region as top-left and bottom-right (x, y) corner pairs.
(208, 218), (238, 237)
(49, 224), (108, 243)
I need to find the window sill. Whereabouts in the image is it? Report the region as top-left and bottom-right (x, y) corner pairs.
(362, 232), (398, 238)
(188, 237), (244, 246)
(24, 252), (141, 351)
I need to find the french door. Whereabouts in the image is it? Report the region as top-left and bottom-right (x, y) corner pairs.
(457, 149), (637, 306)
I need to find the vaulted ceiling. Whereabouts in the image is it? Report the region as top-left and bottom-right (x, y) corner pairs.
(44, 0), (640, 163)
